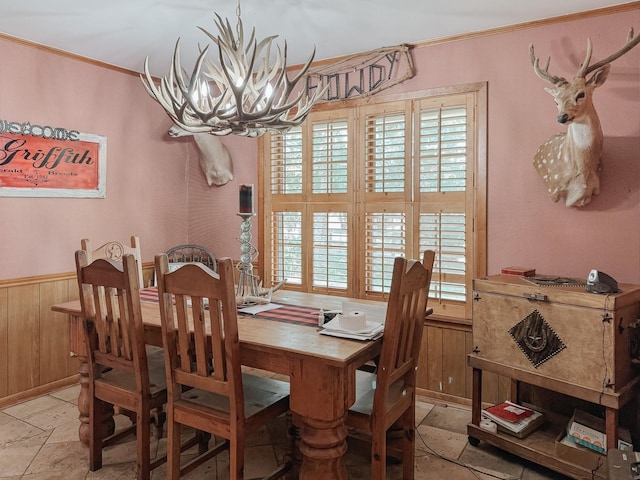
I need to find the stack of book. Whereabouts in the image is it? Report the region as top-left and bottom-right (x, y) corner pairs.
(481, 401), (545, 438)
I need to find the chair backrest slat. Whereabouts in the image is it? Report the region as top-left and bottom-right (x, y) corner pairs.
(191, 299), (210, 376)
(209, 301), (226, 381)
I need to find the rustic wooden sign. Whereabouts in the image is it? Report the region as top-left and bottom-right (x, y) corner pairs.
(305, 44), (415, 101)
(0, 119), (106, 198)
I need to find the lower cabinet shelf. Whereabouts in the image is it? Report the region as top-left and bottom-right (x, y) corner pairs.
(466, 422), (607, 480)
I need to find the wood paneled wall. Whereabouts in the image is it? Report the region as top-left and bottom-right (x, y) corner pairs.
(416, 317), (510, 406)
(0, 274), (79, 408)
(0, 265), (156, 409)
(1, 266), (506, 409)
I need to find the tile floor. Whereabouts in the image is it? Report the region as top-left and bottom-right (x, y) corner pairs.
(0, 383), (571, 479)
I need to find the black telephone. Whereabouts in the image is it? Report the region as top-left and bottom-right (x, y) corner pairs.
(585, 269), (619, 294)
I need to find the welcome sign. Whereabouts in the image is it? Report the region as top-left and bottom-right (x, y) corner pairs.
(0, 119), (106, 198)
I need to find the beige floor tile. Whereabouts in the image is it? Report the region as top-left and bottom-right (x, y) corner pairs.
(0, 443), (44, 476)
(0, 412), (14, 427)
(420, 404), (471, 435)
(180, 454), (218, 479)
(214, 444), (280, 479)
(15, 399), (78, 431)
(0, 417), (46, 447)
(2, 395), (68, 420)
(24, 441), (88, 475)
(49, 384), (81, 403)
(245, 425), (273, 447)
(20, 470), (87, 480)
(459, 442), (524, 479)
(415, 398), (434, 425)
(4, 430), (49, 449)
(86, 461), (137, 479)
(47, 418), (82, 444)
(345, 463), (406, 479)
(414, 452), (495, 479)
(416, 424), (469, 460)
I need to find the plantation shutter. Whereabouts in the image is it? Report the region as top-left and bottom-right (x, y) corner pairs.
(415, 93), (475, 318)
(359, 102), (412, 296)
(261, 84), (486, 320)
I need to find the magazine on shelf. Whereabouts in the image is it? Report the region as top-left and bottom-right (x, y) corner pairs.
(484, 401), (535, 423)
(482, 401), (544, 437)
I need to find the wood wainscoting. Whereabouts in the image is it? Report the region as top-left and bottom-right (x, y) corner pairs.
(1, 267), (506, 409)
(0, 264), (156, 409)
(416, 315), (512, 407)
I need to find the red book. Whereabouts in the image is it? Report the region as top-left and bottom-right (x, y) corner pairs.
(484, 401), (535, 423)
(501, 266), (536, 277)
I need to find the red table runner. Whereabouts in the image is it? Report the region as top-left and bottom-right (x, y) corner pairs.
(139, 287), (320, 327)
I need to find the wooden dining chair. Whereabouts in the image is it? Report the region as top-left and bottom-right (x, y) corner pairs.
(81, 235), (145, 288)
(155, 253), (291, 480)
(165, 243), (217, 272)
(75, 250), (166, 480)
(346, 250), (435, 480)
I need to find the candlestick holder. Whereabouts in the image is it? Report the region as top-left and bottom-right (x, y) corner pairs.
(236, 213), (261, 301)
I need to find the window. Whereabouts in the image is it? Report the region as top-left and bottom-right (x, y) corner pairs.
(260, 84), (486, 320)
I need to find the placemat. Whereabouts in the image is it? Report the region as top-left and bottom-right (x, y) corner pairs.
(248, 304), (321, 327)
(140, 287), (320, 327)
(140, 286), (160, 302)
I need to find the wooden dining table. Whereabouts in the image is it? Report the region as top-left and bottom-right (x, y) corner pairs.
(52, 289), (383, 480)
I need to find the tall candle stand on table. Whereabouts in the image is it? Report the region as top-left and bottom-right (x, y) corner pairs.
(235, 213), (286, 305)
(236, 212), (261, 301)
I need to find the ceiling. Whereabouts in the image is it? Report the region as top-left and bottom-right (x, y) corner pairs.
(0, 0), (635, 77)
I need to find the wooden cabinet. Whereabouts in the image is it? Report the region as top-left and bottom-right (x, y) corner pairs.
(467, 274), (640, 479)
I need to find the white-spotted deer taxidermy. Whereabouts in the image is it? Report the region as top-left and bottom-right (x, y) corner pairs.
(168, 125), (234, 186)
(530, 28), (640, 207)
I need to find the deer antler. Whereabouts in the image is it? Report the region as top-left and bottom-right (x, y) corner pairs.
(141, 13), (327, 137)
(581, 27), (640, 76)
(529, 44), (566, 85)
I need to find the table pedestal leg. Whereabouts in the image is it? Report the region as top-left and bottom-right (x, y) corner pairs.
(297, 416), (348, 479)
(75, 355), (114, 446)
(77, 354), (91, 446)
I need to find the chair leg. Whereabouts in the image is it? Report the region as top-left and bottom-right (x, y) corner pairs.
(136, 408), (152, 480)
(88, 396), (103, 472)
(230, 436), (245, 480)
(402, 408), (415, 480)
(370, 422), (387, 480)
(166, 412), (182, 480)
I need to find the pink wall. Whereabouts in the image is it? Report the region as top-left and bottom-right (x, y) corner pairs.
(392, 8), (640, 283)
(0, 6), (638, 285)
(0, 38), (255, 280)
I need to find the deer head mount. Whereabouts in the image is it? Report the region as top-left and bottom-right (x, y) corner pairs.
(530, 28), (640, 207)
(168, 126), (234, 186)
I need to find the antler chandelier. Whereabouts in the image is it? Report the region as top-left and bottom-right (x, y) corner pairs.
(140, 1), (326, 137)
